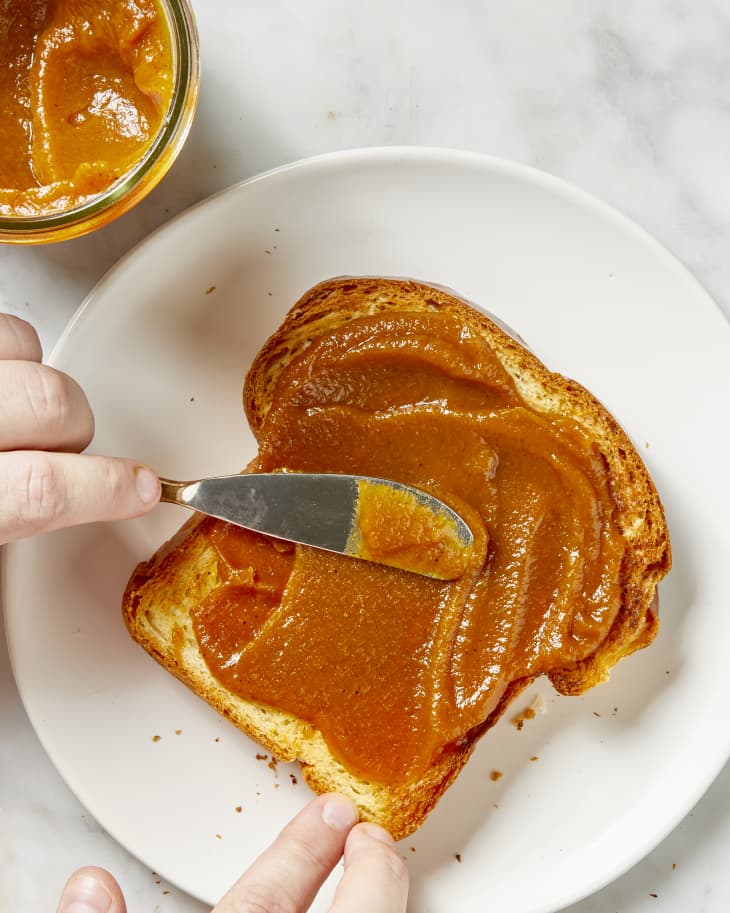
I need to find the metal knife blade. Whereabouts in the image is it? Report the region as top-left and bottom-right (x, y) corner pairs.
(160, 473), (473, 580)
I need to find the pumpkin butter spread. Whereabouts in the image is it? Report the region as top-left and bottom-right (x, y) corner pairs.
(0, 0), (173, 216)
(125, 279), (670, 835)
(187, 306), (640, 785)
(350, 478), (473, 580)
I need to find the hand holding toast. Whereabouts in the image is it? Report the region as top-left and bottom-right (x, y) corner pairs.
(0, 313), (160, 545)
(55, 794), (409, 913)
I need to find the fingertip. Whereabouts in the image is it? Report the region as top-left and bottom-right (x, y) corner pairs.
(320, 793), (360, 833)
(134, 465), (161, 507)
(56, 865), (126, 913)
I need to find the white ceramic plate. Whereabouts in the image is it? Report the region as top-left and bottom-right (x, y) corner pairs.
(4, 148), (730, 913)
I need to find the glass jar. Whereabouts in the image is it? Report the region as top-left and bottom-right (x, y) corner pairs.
(0, 0), (200, 244)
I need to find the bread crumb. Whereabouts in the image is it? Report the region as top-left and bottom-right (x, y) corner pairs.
(672, 863), (677, 871)
(511, 707), (535, 730)
(175, 729), (182, 735)
(235, 806), (242, 813)
(490, 770), (503, 781)
(268, 757), (279, 772)
(455, 853), (462, 863)
(593, 711), (601, 718)
(530, 755), (539, 762)
(289, 773), (298, 785)
(256, 753), (268, 761)
(152, 735), (161, 743)
(512, 712), (530, 730)
(216, 834), (222, 840)
(154, 880), (161, 885)
(410, 846), (416, 853)
(214, 737), (220, 743)
(162, 890), (170, 895)
(205, 286), (216, 295)
(649, 893), (658, 898)
(274, 783), (280, 789)
(612, 707), (618, 716)
(511, 694), (546, 730)
(264, 249), (272, 255)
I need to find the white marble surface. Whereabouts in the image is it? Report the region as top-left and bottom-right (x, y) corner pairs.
(2, 1), (730, 911)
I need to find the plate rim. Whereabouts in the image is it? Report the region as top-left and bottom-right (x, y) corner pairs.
(46, 146), (730, 368)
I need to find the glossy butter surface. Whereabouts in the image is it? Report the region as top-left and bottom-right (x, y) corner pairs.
(192, 313), (624, 784)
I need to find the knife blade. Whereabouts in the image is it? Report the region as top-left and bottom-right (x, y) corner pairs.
(159, 473), (473, 580)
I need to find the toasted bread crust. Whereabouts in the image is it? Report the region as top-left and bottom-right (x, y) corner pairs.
(124, 277), (670, 839)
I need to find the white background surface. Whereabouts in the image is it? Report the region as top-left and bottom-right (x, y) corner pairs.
(2, 3), (730, 912)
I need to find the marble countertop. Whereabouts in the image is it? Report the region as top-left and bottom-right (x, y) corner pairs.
(2, 2), (729, 911)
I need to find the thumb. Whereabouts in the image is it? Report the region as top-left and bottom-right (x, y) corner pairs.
(0, 451), (161, 545)
(56, 866), (127, 913)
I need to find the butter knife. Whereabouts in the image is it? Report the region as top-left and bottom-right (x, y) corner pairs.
(160, 473), (473, 580)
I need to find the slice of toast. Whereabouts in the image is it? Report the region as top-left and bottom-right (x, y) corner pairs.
(123, 277), (670, 840)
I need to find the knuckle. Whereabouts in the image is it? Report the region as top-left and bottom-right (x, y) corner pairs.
(103, 460), (125, 502)
(25, 364), (73, 432)
(13, 453), (66, 527)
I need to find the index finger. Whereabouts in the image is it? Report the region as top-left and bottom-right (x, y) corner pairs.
(0, 314), (42, 362)
(214, 794), (359, 913)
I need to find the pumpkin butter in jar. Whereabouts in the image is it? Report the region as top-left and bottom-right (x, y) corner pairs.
(0, 0), (198, 242)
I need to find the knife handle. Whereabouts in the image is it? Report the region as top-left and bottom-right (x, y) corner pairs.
(159, 478), (189, 506)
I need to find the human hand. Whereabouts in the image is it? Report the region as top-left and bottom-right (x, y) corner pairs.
(55, 793), (409, 913)
(0, 313), (160, 546)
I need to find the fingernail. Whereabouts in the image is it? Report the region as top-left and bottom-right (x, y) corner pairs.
(358, 822), (395, 845)
(57, 872), (113, 913)
(322, 794), (359, 832)
(135, 467), (160, 504)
